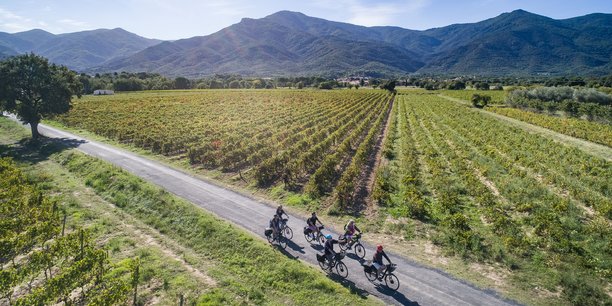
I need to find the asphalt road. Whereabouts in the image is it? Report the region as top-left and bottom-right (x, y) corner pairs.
(20, 119), (519, 306)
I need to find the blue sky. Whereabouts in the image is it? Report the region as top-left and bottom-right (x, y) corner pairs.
(1, 0), (611, 40)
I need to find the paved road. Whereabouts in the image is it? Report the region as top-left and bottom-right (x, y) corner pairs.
(19, 118), (518, 306)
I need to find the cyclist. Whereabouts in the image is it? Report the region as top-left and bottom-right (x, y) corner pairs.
(323, 234), (339, 270)
(372, 245), (392, 279)
(276, 205), (288, 219)
(306, 212), (323, 238)
(343, 219), (361, 248)
(276, 205), (289, 230)
(269, 214), (281, 240)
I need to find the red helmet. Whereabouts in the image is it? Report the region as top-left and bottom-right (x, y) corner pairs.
(377, 245), (383, 252)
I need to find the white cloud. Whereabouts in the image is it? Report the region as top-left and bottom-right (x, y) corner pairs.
(0, 7), (36, 32)
(58, 18), (89, 28)
(311, 0), (430, 27)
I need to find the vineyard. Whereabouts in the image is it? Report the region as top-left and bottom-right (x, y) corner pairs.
(487, 106), (612, 147)
(0, 157), (134, 305)
(373, 92), (611, 304)
(55, 90), (392, 207)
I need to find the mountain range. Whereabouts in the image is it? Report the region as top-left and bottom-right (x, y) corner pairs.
(1, 10), (610, 77)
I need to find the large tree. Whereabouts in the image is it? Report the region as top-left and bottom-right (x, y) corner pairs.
(0, 53), (81, 139)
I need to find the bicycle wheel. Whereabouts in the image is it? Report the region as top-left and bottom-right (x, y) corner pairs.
(355, 243), (366, 259)
(283, 226), (293, 239)
(364, 268), (377, 281)
(304, 231), (314, 242)
(318, 258), (327, 270)
(385, 273), (400, 291)
(335, 261), (349, 278)
(278, 235), (287, 249)
(339, 241), (348, 251)
(317, 234), (326, 245)
(266, 233), (274, 244)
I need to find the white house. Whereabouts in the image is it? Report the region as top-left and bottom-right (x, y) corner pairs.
(93, 89), (114, 95)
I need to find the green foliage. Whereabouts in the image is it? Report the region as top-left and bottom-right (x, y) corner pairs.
(471, 93), (491, 108)
(506, 86), (612, 122)
(0, 54), (82, 139)
(0, 157), (131, 305)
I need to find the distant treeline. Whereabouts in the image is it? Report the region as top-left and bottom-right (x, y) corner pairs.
(79, 72), (359, 93)
(402, 75), (612, 91)
(79, 72), (612, 94)
(506, 86), (612, 123)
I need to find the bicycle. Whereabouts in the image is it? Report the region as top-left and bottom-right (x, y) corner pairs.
(280, 218), (293, 239)
(304, 225), (325, 245)
(363, 262), (400, 291)
(316, 251), (349, 278)
(338, 233), (366, 259)
(264, 227), (287, 249)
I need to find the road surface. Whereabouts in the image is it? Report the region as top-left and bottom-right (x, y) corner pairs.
(12, 117), (519, 306)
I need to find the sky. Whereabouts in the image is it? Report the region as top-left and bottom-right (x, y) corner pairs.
(1, 0), (611, 40)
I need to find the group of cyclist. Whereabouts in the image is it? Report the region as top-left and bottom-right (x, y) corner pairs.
(269, 206), (393, 280)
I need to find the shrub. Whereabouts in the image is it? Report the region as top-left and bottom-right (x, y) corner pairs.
(471, 94), (491, 108)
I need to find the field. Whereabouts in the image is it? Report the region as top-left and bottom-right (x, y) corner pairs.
(45, 88), (611, 305)
(487, 106), (612, 147)
(374, 91), (611, 304)
(55, 89), (392, 209)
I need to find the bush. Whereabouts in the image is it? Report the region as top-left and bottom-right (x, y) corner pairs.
(471, 94), (491, 108)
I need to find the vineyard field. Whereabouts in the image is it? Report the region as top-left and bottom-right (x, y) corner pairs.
(55, 89), (392, 207)
(374, 91), (611, 305)
(488, 106), (612, 147)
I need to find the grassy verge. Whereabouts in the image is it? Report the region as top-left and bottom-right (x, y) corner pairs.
(1, 116), (379, 305)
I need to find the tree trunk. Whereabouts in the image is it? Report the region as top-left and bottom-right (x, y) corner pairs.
(30, 121), (40, 140)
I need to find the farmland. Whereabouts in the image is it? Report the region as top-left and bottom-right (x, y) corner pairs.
(46, 88), (612, 305)
(374, 91), (611, 304)
(55, 89), (392, 207)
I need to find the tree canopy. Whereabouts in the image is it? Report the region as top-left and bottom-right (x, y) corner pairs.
(0, 53), (81, 139)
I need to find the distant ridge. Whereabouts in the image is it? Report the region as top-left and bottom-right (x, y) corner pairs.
(0, 28), (161, 71)
(1, 10), (610, 76)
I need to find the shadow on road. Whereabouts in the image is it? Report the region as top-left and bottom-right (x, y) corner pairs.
(309, 244), (324, 252)
(374, 284), (419, 305)
(346, 252), (366, 263)
(0, 136), (86, 164)
(277, 246), (299, 260)
(327, 273), (372, 300)
(286, 239), (305, 254)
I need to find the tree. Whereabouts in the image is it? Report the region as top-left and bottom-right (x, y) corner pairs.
(228, 80), (241, 89)
(174, 77), (191, 89)
(380, 80), (396, 92)
(474, 82), (490, 90)
(471, 94), (491, 108)
(0, 54), (82, 140)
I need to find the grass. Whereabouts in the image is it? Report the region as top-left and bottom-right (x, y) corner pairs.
(0, 116), (379, 305)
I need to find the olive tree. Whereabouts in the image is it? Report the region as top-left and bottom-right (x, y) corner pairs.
(0, 53), (82, 140)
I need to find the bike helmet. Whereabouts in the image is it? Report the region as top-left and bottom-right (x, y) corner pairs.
(325, 234), (333, 239)
(377, 245), (383, 252)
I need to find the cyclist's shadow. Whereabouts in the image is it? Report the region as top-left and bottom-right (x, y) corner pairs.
(373, 284), (418, 305)
(286, 239), (306, 254)
(309, 244), (324, 251)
